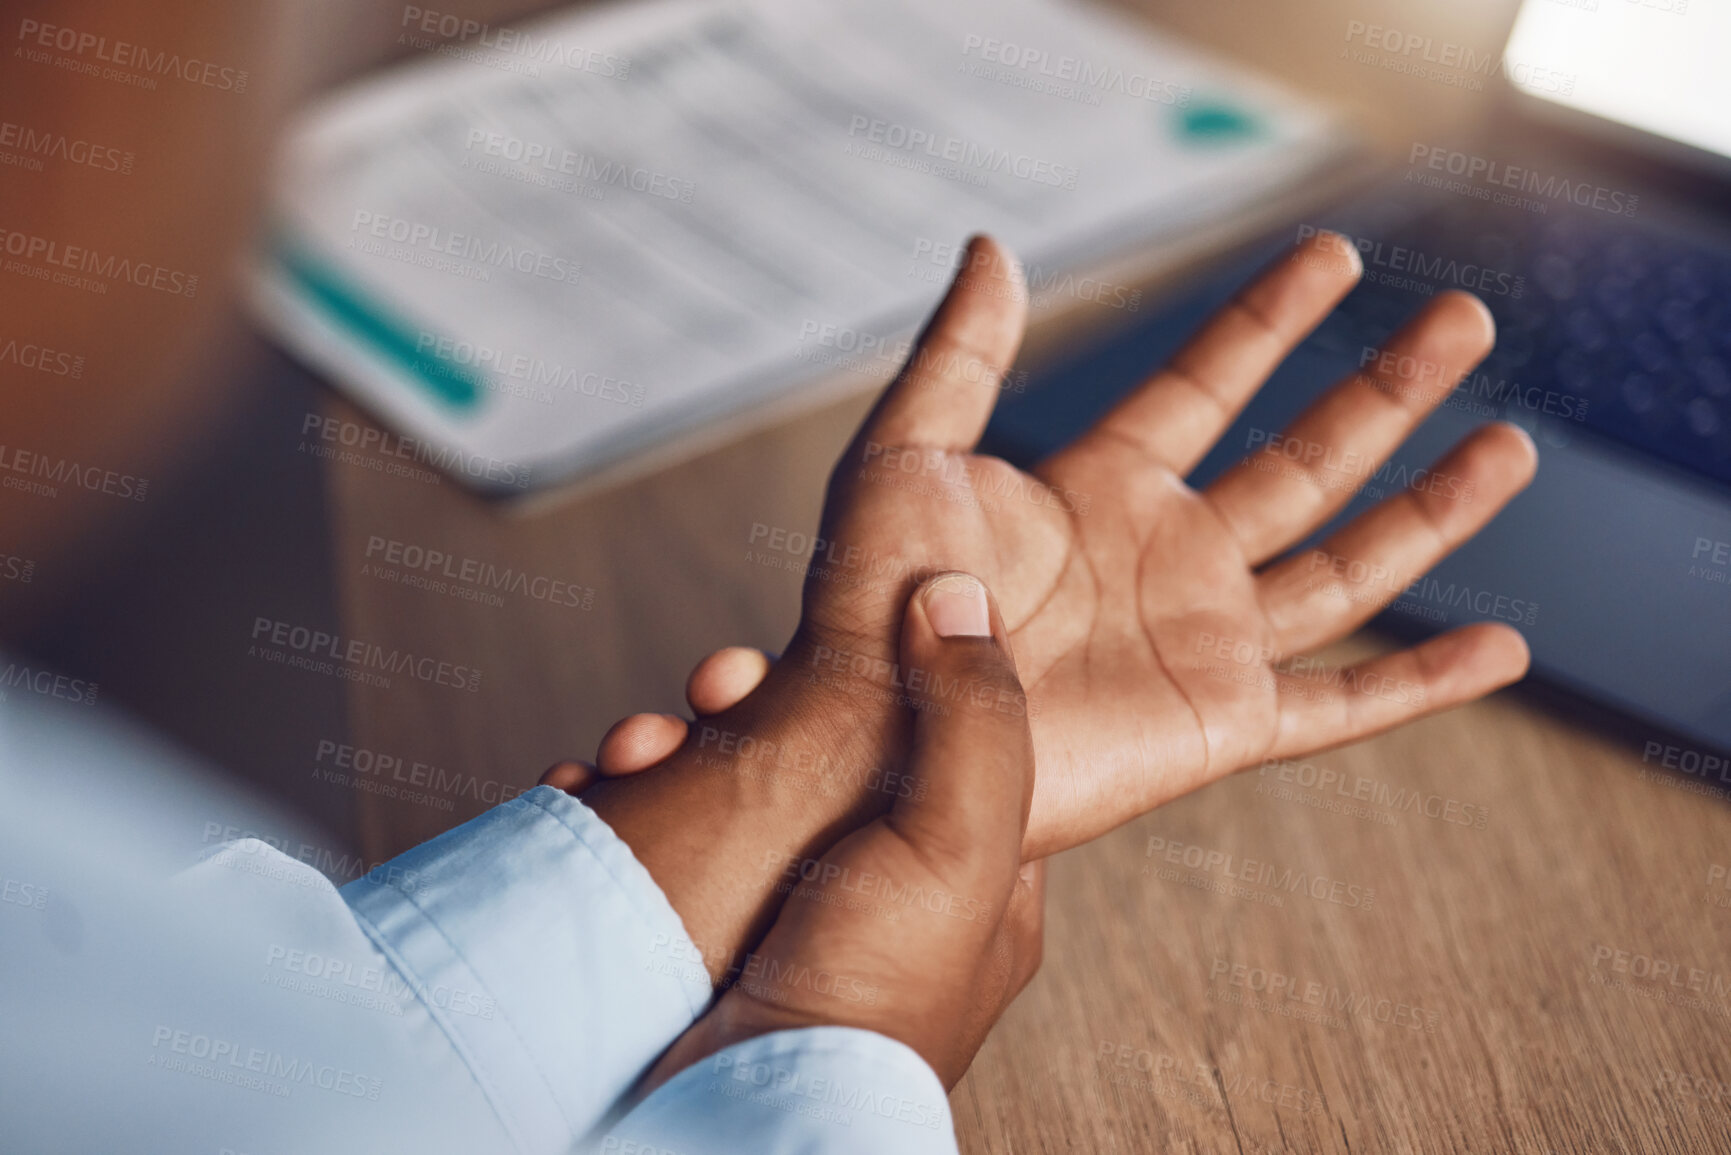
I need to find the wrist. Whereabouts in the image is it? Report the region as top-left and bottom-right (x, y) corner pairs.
(686, 638), (915, 825)
(583, 637), (907, 984)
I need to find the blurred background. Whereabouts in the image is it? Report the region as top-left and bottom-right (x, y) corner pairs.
(6, 0), (1730, 907)
(0, 0), (1547, 853)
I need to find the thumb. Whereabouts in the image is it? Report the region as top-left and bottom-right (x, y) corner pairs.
(887, 572), (1034, 884)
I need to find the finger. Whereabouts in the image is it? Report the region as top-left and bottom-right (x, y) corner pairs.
(1206, 290), (1497, 565)
(851, 235), (1027, 456)
(1259, 422), (1538, 652)
(887, 572), (1035, 882)
(1266, 622), (1530, 760)
(685, 646), (774, 716)
(595, 713), (688, 776)
(1070, 230), (1361, 476)
(538, 760), (598, 795)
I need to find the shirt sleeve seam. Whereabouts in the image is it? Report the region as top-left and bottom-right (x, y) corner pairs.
(346, 881), (567, 1152)
(522, 790), (714, 1019)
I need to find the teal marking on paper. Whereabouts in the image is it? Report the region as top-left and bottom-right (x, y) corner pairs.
(1176, 100), (1262, 143)
(273, 233), (484, 412)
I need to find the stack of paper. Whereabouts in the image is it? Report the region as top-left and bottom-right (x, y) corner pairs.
(252, 0), (1356, 493)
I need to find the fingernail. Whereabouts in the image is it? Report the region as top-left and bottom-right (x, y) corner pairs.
(924, 573), (990, 638)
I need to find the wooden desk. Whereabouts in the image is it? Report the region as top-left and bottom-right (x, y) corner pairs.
(318, 0), (1731, 1149)
(949, 686), (1731, 1153)
(324, 376), (1731, 1152)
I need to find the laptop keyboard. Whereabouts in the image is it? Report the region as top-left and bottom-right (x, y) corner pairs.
(1318, 193), (1731, 489)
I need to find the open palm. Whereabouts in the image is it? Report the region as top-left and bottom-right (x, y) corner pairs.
(793, 233), (1536, 858)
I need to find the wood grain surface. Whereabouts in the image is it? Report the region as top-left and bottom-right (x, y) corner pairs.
(949, 683), (1731, 1154)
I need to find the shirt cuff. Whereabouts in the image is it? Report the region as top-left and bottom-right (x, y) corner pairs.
(341, 785), (714, 1154)
(599, 1026), (957, 1155)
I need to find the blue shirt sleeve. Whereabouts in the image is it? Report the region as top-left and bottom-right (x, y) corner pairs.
(597, 1027), (959, 1155)
(338, 786), (715, 1150)
(0, 689), (961, 1155)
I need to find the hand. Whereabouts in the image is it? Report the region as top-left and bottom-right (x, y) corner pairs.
(644, 572), (1044, 1092)
(795, 233), (1535, 855)
(583, 231), (1536, 978)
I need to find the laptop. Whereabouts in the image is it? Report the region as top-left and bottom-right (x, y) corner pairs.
(982, 0), (1731, 756)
